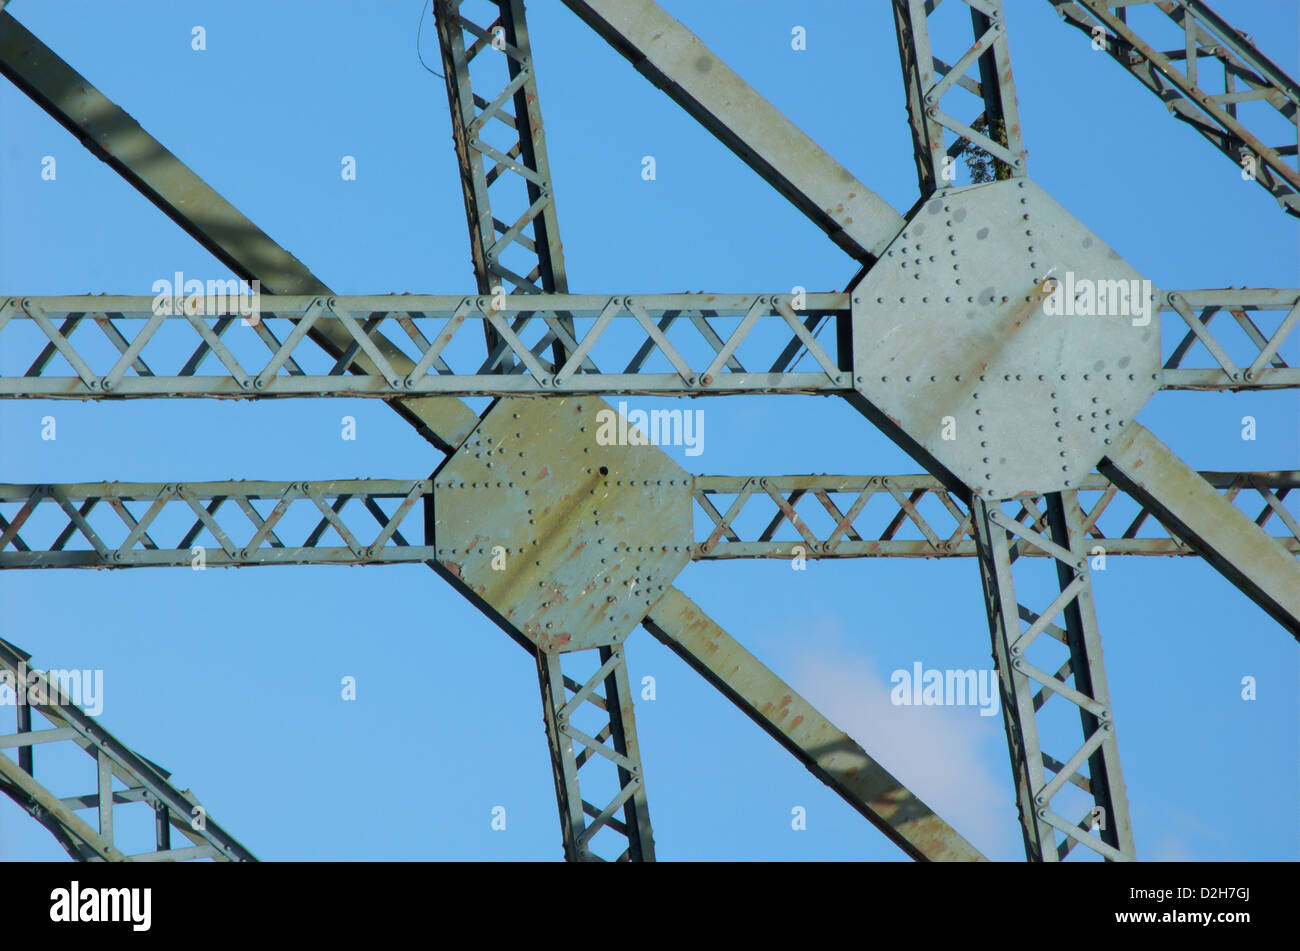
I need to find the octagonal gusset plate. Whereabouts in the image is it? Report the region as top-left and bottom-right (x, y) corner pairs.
(851, 179), (1161, 500)
(433, 396), (692, 652)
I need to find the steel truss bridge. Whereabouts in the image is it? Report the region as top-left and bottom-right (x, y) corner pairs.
(1, 0), (1298, 862)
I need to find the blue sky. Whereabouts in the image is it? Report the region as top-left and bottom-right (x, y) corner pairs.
(0, 0), (1296, 861)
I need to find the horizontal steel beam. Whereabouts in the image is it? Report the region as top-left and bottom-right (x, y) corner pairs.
(3, 290), (1295, 398)
(3, 472), (1294, 568)
(693, 471), (1300, 559)
(0, 294), (849, 398)
(0, 479), (431, 568)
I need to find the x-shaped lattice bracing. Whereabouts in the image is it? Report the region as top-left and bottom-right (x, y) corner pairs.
(537, 645), (654, 862)
(4, 0), (1299, 863)
(0, 481), (430, 568)
(691, 472), (1300, 560)
(7, 290), (1300, 395)
(3, 472), (1295, 569)
(974, 493), (1136, 861)
(0, 294), (850, 397)
(436, 0), (569, 298)
(1162, 291), (1300, 388)
(894, 0), (1029, 193)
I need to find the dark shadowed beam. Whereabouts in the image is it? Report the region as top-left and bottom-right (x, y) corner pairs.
(0, 11), (479, 453)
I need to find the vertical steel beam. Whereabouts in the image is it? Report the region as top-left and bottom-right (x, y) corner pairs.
(15, 690), (31, 774)
(436, 0), (569, 296)
(893, 0), (1027, 195)
(435, 0), (573, 367)
(894, 0), (948, 195)
(432, 0), (654, 860)
(972, 493), (1135, 861)
(536, 645), (655, 861)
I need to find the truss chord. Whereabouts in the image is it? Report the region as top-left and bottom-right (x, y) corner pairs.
(5, 472), (1297, 569)
(0, 637), (256, 862)
(6, 0), (1298, 865)
(5, 291), (1298, 396)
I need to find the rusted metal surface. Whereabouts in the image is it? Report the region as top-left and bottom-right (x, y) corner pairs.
(4, 0), (1298, 866)
(972, 493), (1135, 862)
(0, 480), (431, 568)
(893, 0), (1027, 195)
(643, 588), (987, 862)
(6, 291), (1297, 397)
(1051, 0), (1300, 215)
(431, 397), (691, 652)
(0, 294), (851, 398)
(537, 645), (655, 861)
(691, 471), (1300, 559)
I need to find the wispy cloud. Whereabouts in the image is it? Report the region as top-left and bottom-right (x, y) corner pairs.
(767, 615), (1024, 860)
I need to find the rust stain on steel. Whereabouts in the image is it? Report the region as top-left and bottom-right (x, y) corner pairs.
(646, 588), (987, 862)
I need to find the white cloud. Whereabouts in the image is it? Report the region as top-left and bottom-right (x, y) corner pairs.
(773, 622), (1024, 860)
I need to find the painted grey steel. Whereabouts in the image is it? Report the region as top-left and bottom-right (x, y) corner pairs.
(537, 646), (655, 861)
(851, 178), (1161, 500)
(430, 9), (660, 862)
(0, 637), (256, 862)
(1050, 0), (1300, 215)
(894, 0), (1027, 195)
(0, 6), (977, 865)
(1, 12), (978, 864)
(435, 0), (574, 366)
(1160, 290), (1300, 389)
(692, 470), (1300, 560)
(0, 11), (479, 453)
(0, 480), (431, 569)
(0, 294), (850, 398)
(6, 291), (1299, 398)
(4, 0), (1299, 864)
(644, 588), (986, 862)
(972, 494), (1136, 861)
(4, 471), (1295, 570)
(435, 0), (569, 298)
(1101, 424), (1300, 640)
(431, 397), (692, 653)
